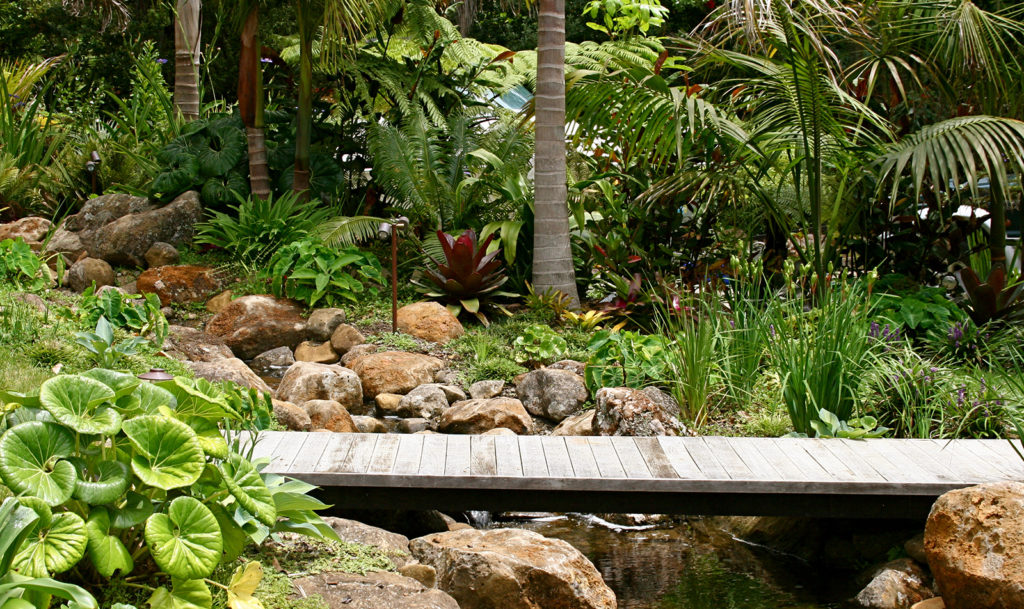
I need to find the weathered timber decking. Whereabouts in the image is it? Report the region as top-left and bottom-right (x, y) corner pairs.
(247, 432), (1023, 518)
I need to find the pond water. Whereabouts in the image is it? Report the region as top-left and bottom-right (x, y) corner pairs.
(489, 512), (850, 609)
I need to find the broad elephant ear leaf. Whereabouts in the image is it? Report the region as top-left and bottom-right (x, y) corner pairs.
(73, 460), (130, 505)
(159, 378), (234, 420)
(86, 507), (133, 577)
(80, 369), (140, 401)
(133, 382), (177, 415)
(12, 511), (87, 577)
(145, 497), (222, 580)
(148, 578), (213, 609)
(39, 375), (122, 436)
(111, 491), (154, 529)
(122, 416), (205, 490)
(0, 422), (78, 506)
(218, 454), (276, 527)
(189, 417), (229, 460)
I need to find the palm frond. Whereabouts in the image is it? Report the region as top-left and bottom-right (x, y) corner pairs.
(62, 0), (129, 31)
(318, 216), (390, 246)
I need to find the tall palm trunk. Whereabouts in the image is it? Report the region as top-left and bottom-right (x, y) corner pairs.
(532, 0), (579, 305)
(293, 0), (314, 198)
(239, 3), (271, 198)
(174, 0), (202, 121)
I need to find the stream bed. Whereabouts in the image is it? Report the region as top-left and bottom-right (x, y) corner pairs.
(489, 512), (851, 609)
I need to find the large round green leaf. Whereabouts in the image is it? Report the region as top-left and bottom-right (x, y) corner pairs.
(133, 382), (177, 415)
(197, 123), (246, 178)
(0, 422), (77, 506)
(111, 491), (154, 529)
(13, 511), (87, 577)
(145, 497), (222, 580)
(148, 578), (212, 609)
(219, 454), (276, 527)
(122, 416), (205, 491)
(189, 418), (228, 460)
(39, 375), (122, 436)
(80, 369), (140, 402)
(73, 460), (130, 505)
(86, 507), (133, 577)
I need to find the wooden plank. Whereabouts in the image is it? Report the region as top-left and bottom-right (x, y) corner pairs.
(285, 432), (333, 475)
(957, 440), (1024, 479)
(565, 437), (601, 478)
(890, 439), (966, 484)
(271, 433), (310, 471)
(393, 435), (425, 475)
(633, 437), (679, 479)
(683, 438), (730, 480)
(589, 436), (627, 478)
(247, 432), (285, 462)
(846, 440), (930, 484)
(742, 438), (806, 481)
(334, 434), (379, 473)
(726, 438), (784, 480)
(494, 435), (524, 476)
(702, 437), (754, 480)
(772, 439), (833, 480)
(818, 440), (888, 482)
(657, 436), (702, 478)
(610, 437), (653, 478)
(518, 436), (548, 477)
(541, 437), (575, 477)
(445, 435), (472, 476)
(367, 435), (402, 474)
(928, 439), (1012, 481)
(419, 434), (448, 476)
(470, 436), (498, 476)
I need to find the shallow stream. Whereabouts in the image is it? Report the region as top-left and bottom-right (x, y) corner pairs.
(489, 512), (848, 609)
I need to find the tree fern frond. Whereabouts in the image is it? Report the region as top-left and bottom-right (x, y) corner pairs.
(318, 215), (390, 246)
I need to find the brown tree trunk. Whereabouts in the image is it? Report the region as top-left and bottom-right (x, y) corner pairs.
(532, 0), (580, 306)
(174, 0), (202, 121)
(239, 4), (271, 198)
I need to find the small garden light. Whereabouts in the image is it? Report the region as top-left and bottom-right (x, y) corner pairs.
(85, 150), (101, 194)
(138, 368), (174, 383)
(379, 216), (409, 333)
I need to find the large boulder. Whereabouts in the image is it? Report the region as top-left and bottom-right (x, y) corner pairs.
(163, 325), (233, 362)
(64, 193), (153, 232)
(294, 340), (339, 364)
(136, 265), (224, 306)
(925, 482), (1024, 609)
(272, 399), (311, 431)
(410, 528), (617, 609)
(0, 217), (51, 245)
(593, 387), (684, 436)
(330, 323), (365, 355)
(552, 410), (595, 436)
(250, 346), (295, 376)
(144, 242), (180, 267)
(854, 558), (935, 609)
(307, 308), (347, 342)
(188, 358), (271, 393)
(292, 571), (459, 609)
(205, 295), (310, 359)
(515, 369), (589, 422)
(276, 361), (363, 410)
(325, 517), (413, 567)
(303, 400), (357, 432)
(439, 398), (531, 435)
(348, 351), (444, 398)
(66, 257), (115, 293)
(79, 191), (202, 266)
(396, 302), (465, 344)
(395, 384), (450, 419)
(469, 380), (504, 400)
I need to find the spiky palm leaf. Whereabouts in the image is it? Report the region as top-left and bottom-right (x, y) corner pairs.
(318, 216), (392, 246)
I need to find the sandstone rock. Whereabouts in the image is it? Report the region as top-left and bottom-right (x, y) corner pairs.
(375, 393), (404, 415)
(410, 528), (616, 609)
(276, 361), (363, 410)
(0, 217), (50, 244)
(593, 387), (684, 436)
(329, 323), (365, 355)
(43, 228), (85, 261)
(144, 242), (180, 267)
(433, 369), (461, 385)
(307, 308), (347, 342)
(206, 295), (310, 359)
(925, 482), (1024, 609)
(400, 564), (437, 588)
(64, 193), (153, 232)
(163, 325), (233, 362)
(854, 558), (935, 609)
(397, 302), (465, 344)
(303, 400), (357, 432)
(397, 384), (449, 419)
(292, 571), (459, 609)
(294, 340), (339, 364)
(250, 346), (295, 376)
(439, 398), (531, 435)
(66, 257), (115, 292)
(469, 380), (504, 400)
(481, 427), (517, 436)
(348, 351), (444, 398)
(189, 358), (271, 393)
(136, 265), (223, 306)
(516, 368), (589, 422)
(642, 386), (683, 421)
(904, 534), (926, 565)
(341, 343), (377, 366)
(206, 290), (233, 314)
(272, 399), (311, 431)
(911, 599), (945, 609)
(548, 359), (586, 376)
(552, 410), (596, 436)
(325, 517), (412, 566)
(352, 415), (389, 433)
(398, 418), (432, 434)
(438, 385), (466, 403)
(78, 191), (202, 266)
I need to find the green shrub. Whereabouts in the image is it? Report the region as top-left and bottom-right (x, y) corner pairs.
(873, 285), (966, 338)
(465, 357), (527, 385)
(0, 238), (50, 291)
(513, 324), (567, 365)
(266, 239), (385, 308)
(584, 329), (671, 394)
(78, 286), (168, 349)
(0, 369), (338, 608)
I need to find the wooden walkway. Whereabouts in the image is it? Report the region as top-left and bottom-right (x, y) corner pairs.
(247, 432), (1023, 519)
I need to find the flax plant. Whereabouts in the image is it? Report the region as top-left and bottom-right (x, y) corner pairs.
(762, 264), (879, 436)
(656, 293), (720, 428)
(718, 255), (770, 409)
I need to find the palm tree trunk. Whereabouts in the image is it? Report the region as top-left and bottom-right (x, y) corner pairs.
(239, 3), (271, 199)
(989, 171), (1008, 274)
(174, 0), (202, 121)
(293, 0), (314, 199)
(532, 0), (580, 305)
